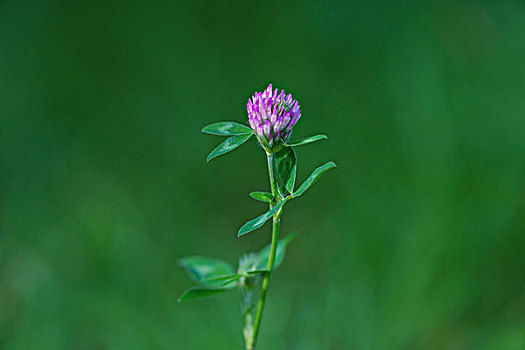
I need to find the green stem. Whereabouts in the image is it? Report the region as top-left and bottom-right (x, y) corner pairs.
(250, 153), (282, 348)
(266, 152), (278, 199)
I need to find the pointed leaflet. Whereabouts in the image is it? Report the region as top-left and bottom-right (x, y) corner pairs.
(178, 287), (231, 302)
(249, 191), (273, 203)
(273, 147), (297, 194)
(287, 134), (327, 147)
(179, 256), (235, 287)
(207, 133), (253, 162)
(293, 162), (337, 197)
(238, 198), (289, 237)
(202, 122), (253, 136)
(257, 233), (297, 270)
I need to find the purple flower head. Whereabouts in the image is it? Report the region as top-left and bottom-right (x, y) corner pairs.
(247, 84), (301, 152)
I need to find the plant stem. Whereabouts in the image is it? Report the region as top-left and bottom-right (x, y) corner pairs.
(243, 310), (254, 350)
(242, 282), (255, 350)
(250, 153), (282, 348)
(252, 217), (280, 345)
(266, 152), (278, 199)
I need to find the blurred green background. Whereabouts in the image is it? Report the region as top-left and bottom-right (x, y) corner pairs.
(1, 0), (525, 349)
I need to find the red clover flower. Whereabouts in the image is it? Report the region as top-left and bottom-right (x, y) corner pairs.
(247, 84), (301, 152)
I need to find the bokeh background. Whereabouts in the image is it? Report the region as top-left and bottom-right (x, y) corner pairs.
(1, 0), (525, 349)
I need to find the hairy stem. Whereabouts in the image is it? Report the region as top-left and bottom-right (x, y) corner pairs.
(243, 309), (254, 350)
(250, 153), (282, 348)
(242, 281), (255, 350)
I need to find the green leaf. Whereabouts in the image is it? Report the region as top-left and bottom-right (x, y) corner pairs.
(207, 133), (253, 162)
(202, 273), (239, 284)
(202, 273), (244, 287)
(218, 269), (270, 286)
(246, 269), (270, 275)
(178, 287), (231, 302)
(273, 147), (297, 194)
(202, 122), (253, 136)
(287, 134), (327, 147)
(219, 274), (242, 286)
(257, 233), (297, 270)
(249, 191), (273, 203)
(238, 198), (289, 237)
(222, 270), (269, 287)
(293, 162), (337, 197)
(179, 256), (235, 287)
